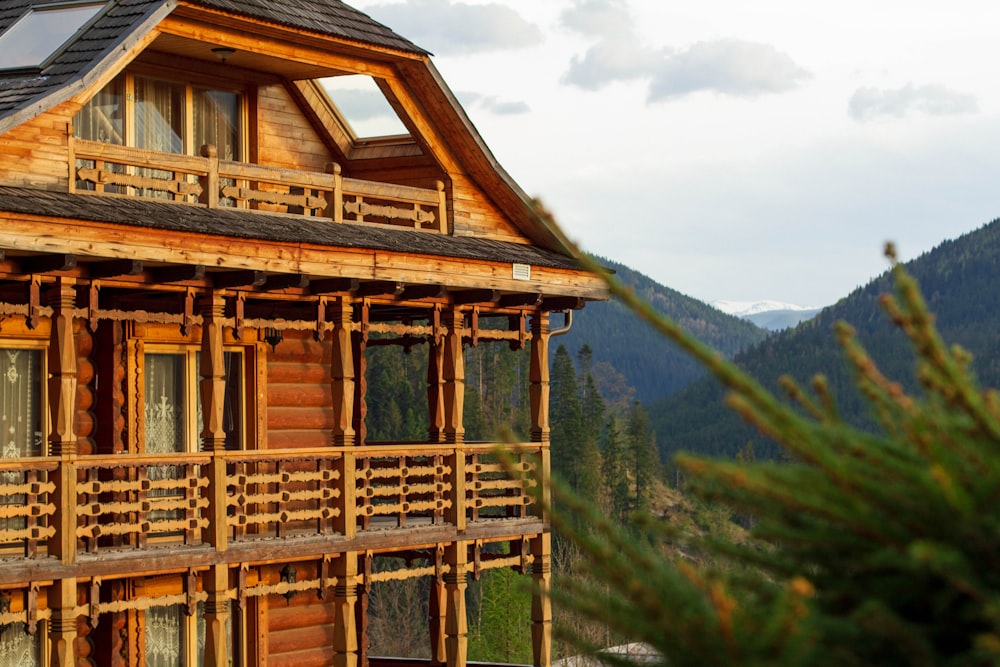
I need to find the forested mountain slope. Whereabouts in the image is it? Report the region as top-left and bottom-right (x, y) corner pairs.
(559, 258), (769, 404)
(650, 217), (1000, 463)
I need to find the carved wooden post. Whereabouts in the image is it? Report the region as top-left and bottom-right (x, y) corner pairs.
(442, 308), (464, 445)
(199, 292), (230, 667)
(444, 541), (469, 667)
(333, 553), (359, 667)
(429, 545), (447, 666)
(529, 312), (550, 445)
(47, 278), (78, 667)
(331, 297), (357, 539)
(426, 333), (445, 443)
(352, 303), (369, 446)
(530, 533), (553, 667)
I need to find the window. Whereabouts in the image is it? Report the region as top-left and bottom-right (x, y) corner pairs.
(143, 349), (245, 455)
(144, 602), (235, 667)
(75, 73), (244, 161)
(0, 348), (43, 459)
(0, 2), (105, 70)
(320, 75), (409, 139)
(0, 622), (41, 667)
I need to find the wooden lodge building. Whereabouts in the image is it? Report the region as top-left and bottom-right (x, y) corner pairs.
(0, 0), (605, 665)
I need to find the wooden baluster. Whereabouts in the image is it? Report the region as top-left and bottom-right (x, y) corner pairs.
(24, 468), (39, 558)
(352, 303), (369, 447)
(49, 577), (78, 667)
(429, 545), (446, 666)
(203, 564), (231, 667)
(529, 312), (552, 524)
(442, 308), (466, 531)
(435, 180), (447, 234)
(427, 332), (445, 444)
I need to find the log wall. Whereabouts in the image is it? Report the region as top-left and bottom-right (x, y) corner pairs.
(267, 330), (335, 449)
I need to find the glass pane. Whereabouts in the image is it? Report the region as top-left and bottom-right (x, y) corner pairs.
(145, 605), (183, 667)
(320, 75), (409, 138)
(135, 77), (185, 154)
(74, 74), (124, 144)
(144, 354), (186, 454)
(195, 351), (244, 450)
(0, 622), (39, 666)
(193, 89), (241, 161)
(0, 3), (104, 69)
(0, 349), (42, 459)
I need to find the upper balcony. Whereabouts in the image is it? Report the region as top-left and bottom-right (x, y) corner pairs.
(70, 139), (448, 233)
(0, 441), (543, 584)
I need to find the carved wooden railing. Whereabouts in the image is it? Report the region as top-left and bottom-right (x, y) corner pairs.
(69, 139), (448, 232)
(0, 443), (540, 561)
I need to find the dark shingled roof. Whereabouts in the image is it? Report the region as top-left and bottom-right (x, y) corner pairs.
(0, 0), (425, 125)
(0, 187), (582, 271)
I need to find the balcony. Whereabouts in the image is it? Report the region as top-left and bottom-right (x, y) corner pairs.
(69, 139), (448, 233)
(0, 443), (541, 583)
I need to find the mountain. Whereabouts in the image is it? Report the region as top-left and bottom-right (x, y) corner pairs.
(713, 300), (823, 331)
(649, 216), (1000, 464)
(558, 258), (769, 406)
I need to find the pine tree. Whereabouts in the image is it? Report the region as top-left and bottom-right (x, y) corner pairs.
(550, 344), (601, 505)
(527, 205), (1000, 667)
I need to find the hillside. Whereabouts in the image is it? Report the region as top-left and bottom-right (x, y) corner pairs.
(649, 216), (1000, 463)
(559, 258), (769, 405)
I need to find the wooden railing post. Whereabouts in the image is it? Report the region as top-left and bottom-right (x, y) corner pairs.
(427, 308), (445, 443)
(331, 297), (356, 539)
(200, 144), (219, 208)
(327, 162), (344, 222)
(435, 180), (447, 234)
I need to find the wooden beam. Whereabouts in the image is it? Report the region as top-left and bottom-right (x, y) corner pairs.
(451, 289), (499, 306)
(541, 297), (585, 312)
(311, 277), (359, 294)
(87, 259), (143, 279)
(399, 284), (446, 301)
(18, 254), (76, 275)
(499, 293), (542, 308)
(152, 264), (206, 283)
(263, 274), (310, 291)
(211, 270), (266, 289)
(357, 281), (404, 298)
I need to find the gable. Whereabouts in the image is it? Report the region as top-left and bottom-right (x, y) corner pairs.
(0, 0), (579, 258)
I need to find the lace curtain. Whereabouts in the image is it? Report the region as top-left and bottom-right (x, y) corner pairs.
(144, 602), (213, 667)
(193, 89), (240, 161)
(1, 349), (42, 541)
(0, 622), (38, 667)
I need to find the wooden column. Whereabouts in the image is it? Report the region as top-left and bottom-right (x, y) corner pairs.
(199, 292), (230, 667)
(47, 279), (79, 667)
(444, 542), (469, 667)
(529, 312), (550, 445)
(530, 533), (553, 667)
(49, 578), (78, 667)
(203, 565), (231, 667)
(441, 307), (464, 445)
(426, 337), (445, 443)
(332, 298), (357, 539)
(429, 546), (447, 666)
(352, 303), (369, 446)
(333, 554), (359, 667)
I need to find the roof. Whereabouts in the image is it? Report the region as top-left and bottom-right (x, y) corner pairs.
(0, 186), (583, 271)
(0, 0), (424, 131)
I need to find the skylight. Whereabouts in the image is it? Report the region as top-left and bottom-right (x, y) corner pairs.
(0, 2), (105, 70)
(320, 75), (409, 139)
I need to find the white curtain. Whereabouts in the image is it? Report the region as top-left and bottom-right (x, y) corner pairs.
(0, 622), (38, 666)
(0, 349), (41, 539)
(193, 89), (240, 161)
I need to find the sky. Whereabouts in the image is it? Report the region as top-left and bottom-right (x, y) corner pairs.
(346, 0), (1000, 308)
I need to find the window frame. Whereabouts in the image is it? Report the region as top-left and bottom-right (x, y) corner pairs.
(0, 1), (106, 72)
(75, 67), (249, 161)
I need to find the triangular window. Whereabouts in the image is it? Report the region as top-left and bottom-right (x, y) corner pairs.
(320, 75), (409, 140)
(0, 2), (105, 70)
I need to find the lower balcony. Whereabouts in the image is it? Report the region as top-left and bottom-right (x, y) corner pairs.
(0, 442), (543, 583)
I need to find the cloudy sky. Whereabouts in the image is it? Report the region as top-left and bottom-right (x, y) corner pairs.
(347, 0), (1000, 308)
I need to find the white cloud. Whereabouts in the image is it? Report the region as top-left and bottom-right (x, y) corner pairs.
(560, 0), (634, 40)
(458, 91), (530, 116)
(362, 0), (543, 55)
(648, 39), (811, 101)
(562, 38), (662, 90)
(848, 83), (979, 121)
